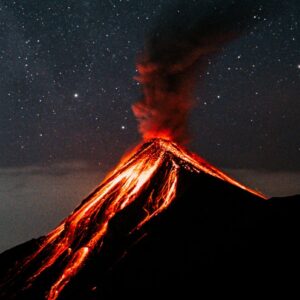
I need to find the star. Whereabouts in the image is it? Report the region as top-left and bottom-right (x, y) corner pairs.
(74, 93), (79, 98)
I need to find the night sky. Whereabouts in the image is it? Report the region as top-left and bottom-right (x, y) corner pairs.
(0, 0), (299, 251)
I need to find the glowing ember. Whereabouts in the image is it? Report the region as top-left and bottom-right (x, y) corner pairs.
(3, 139), (265, 299)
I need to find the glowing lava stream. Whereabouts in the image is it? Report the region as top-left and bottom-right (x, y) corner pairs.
(17, 139), (264, 300)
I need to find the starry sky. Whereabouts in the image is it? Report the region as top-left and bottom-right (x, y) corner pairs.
(0, 0), (299, 251)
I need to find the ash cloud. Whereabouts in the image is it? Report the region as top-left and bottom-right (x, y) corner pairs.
(132, 0), (273, 144)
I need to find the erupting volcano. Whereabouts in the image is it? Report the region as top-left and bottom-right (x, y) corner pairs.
(1, 2), (300, 300)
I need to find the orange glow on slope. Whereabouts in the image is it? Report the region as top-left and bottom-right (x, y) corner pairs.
(10, 138), (264, 300)
(47, 247), (89, 300)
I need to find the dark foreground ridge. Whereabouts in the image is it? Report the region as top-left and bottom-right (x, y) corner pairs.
(0, 139), (299, 299)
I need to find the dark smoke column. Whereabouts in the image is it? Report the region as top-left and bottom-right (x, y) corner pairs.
(132, 0), (269, 144)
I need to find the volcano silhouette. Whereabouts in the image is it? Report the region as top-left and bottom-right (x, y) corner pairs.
(0, 138), (300, 299)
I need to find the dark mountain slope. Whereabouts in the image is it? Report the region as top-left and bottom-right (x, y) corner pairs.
(62, 175), (300, 299)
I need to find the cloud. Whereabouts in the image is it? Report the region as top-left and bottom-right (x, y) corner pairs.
(0, 161), (104, 253)
(133, 0), (266, 144)
(1, 161), (299, 253)
(225, 169), (300, 198)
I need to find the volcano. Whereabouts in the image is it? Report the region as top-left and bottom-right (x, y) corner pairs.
(0, 138), (300, 299)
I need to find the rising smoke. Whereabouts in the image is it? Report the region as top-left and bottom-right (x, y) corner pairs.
(132, 0), (273, 144)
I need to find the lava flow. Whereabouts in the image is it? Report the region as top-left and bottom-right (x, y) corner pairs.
(3, 138), (264, 300)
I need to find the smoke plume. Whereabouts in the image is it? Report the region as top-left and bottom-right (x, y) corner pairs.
(132, 0), (270, 144)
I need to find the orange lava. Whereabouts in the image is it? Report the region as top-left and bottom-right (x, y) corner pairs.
(12, 139), (264, 299)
